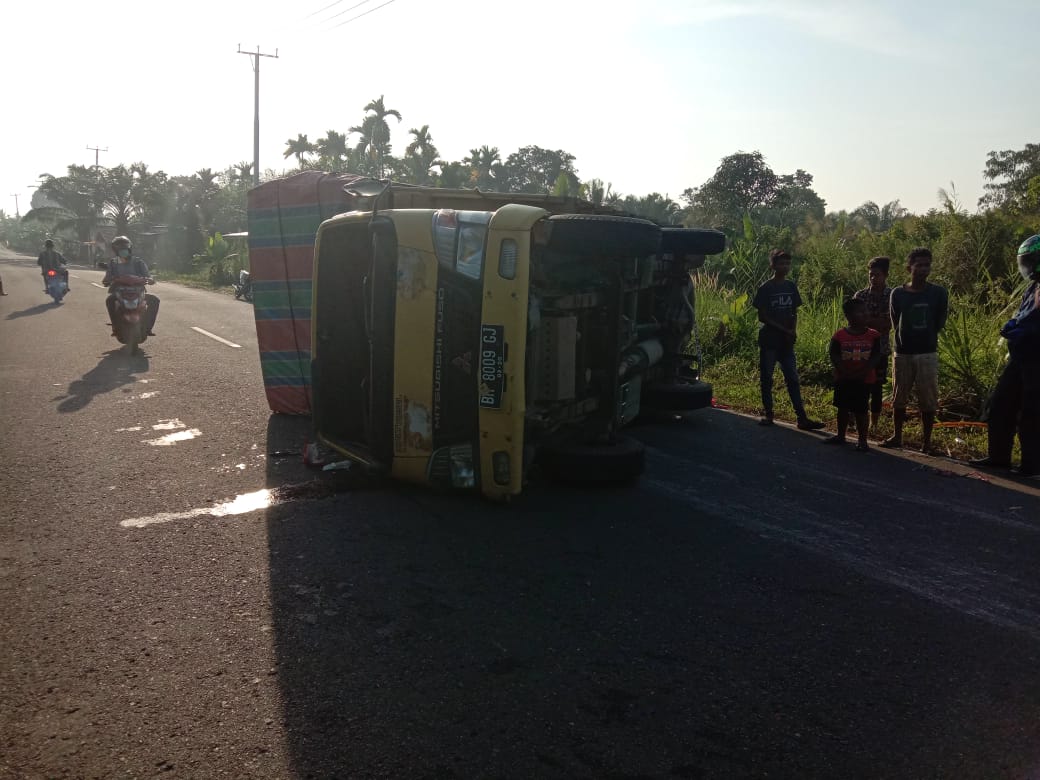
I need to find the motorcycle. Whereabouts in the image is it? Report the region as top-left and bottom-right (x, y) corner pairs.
(44, 268), (69, 304)
(109, 275), (153, 354)
(233, 269), (253, 302)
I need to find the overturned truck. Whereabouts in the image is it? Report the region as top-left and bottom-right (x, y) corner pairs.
(283, 177), (726, 500)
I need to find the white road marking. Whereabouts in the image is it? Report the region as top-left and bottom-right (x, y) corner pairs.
(143, 429), (201, 446)
(153, 419), (185, 430)
(191, 326), (241, 348)
(121, 489), (274, 528)
(91, 282), (105, 288)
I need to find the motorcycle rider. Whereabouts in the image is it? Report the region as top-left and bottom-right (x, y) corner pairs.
(37, 239), (70, 293)
(102, 236), (160, 337)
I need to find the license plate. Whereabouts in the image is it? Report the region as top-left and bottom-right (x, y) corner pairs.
(478, 325), (505, 409)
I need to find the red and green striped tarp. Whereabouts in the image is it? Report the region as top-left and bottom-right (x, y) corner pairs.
(246, 171), (363, 414)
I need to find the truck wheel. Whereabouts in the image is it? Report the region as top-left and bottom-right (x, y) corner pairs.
(641, 380), (713, 411)
(538, 435), (645, 483)
(659, 227), (726, 257)
(546, 215), (661, 258)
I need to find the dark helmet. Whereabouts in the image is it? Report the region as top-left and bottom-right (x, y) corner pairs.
(44, 239), (54, 248)
(1018, 235), (1040, 278)
(111, 235), (132, 251)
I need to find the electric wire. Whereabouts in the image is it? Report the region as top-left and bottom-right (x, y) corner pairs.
(303, 0), (347, 19)
(330, 0), (396, 29)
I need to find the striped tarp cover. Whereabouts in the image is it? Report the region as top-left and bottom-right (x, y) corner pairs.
(246, 171), (363, 414)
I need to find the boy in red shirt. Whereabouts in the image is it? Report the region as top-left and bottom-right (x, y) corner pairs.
(825, 297), (881, 451)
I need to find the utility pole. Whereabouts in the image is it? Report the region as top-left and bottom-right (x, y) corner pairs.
(10, 194), (19, 218)
(86, 144), (108, 169)
(238, 45), (279, 187)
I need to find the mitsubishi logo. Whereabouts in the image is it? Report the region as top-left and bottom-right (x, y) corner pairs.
(452, 351), (472, 374)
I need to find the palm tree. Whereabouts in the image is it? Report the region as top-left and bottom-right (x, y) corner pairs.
(851, 199), (910, 231)
(315, 130), (349, 172)
(101, 164), (146, 236)
(463, 146), (502, 190)
(191, 168), (222, 235)
(22, 166), (105, 259)
(283, 134), (315, 167)
(349, 95), (401, 178)
(879, 199), (909, 228)
(581, 178), (620, 208)
(404, 125), (439, 185)
(233, 161), (254, 183)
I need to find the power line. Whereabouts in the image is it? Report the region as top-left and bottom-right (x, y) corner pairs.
(330, 0), (396, 29)
(304, 0), (347, 19)
(321, 0), (373, 22)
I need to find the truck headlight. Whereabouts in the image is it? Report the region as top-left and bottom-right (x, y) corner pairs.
(492, 451), (511, 486)
(450, 448), (476, 489)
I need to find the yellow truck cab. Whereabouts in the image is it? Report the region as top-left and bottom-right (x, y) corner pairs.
(311, 197), (724, 500)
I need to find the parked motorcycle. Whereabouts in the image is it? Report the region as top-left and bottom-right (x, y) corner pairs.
(233, 269), (252, 302)
(44, 268), (69, 304)
(109, 275), (153, 354)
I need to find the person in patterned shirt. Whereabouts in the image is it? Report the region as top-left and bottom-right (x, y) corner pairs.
(852, 256), (893, 432)
(824, 297), (881, 450)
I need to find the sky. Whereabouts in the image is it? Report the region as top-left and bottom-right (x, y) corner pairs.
(3, 0), (1038, 219)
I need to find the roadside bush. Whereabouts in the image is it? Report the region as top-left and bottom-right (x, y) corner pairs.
(192, 232), (240, 286)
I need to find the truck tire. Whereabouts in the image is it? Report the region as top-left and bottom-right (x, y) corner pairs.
(641, 380), (713, 411)
(546, 215), (661, 258)
(659, 227), (726, 257)
(537, 435), (645, 483)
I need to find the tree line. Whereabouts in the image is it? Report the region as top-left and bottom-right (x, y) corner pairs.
(2, 92), (1037, 285)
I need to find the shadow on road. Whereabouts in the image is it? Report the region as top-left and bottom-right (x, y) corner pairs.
(54, 348), (151, 413)
(5, 302), (61, 320)
(261, 412), (1040, 779)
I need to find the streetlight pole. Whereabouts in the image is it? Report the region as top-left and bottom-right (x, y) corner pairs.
(238, 45), (278, 187)
(9, 194), (19, 218)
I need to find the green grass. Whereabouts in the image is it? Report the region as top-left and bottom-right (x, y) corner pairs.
(155, 270), (238, 295)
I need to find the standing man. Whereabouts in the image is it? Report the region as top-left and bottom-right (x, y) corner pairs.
(752, 248), (825, 430)
(853, 256), (894, 432)
(881, 247), (948, 452)
(969, 235), (1040, 476)
(37, 239), (70, 293)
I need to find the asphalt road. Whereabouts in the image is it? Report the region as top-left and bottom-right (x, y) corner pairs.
(3, 251), (1040, 779)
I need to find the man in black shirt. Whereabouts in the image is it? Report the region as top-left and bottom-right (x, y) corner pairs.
(881, 247), (948, 452)
(751, 249), (824, 430)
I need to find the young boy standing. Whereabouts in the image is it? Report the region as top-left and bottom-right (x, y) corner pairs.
(752, 248), (825, 430)
(882, 247), (948, 452)
(825, 298), (881, 451)
(852, 256), (893, 431)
